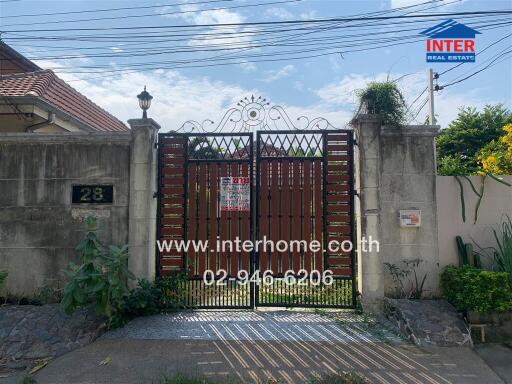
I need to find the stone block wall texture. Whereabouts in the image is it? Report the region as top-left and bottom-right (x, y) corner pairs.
(0, 133), (131, 296)
(436, 175), (512, 269)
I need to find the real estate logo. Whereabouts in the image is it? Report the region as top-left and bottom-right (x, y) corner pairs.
(420, 19), (480, 63)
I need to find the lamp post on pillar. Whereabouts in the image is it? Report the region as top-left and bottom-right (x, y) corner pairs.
(137, 86), (153, 119)
(128, 88), (160, 284)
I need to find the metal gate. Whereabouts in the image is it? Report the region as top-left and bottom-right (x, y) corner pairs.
(157, 132), (254, 308)
(157, 100), (355, 309)
(255, 130), (355, 308)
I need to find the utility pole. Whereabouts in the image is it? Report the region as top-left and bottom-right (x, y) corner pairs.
(428, 68), (435, 125)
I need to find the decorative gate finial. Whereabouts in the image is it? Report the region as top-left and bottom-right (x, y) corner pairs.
(178, 96), (339, 133)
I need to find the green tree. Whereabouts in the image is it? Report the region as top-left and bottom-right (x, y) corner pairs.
(478, 123), (512, 175)
(436, 104), (512, 174)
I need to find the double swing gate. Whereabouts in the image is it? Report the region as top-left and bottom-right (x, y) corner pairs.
(157, 129), (355, 308)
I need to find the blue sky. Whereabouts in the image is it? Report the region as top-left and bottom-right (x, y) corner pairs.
(1, 0), (511, 131)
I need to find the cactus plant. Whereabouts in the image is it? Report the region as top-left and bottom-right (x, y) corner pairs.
(456, 236), (481, 268)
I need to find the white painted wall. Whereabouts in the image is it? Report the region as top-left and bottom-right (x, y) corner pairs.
(437, 175), (512, 269)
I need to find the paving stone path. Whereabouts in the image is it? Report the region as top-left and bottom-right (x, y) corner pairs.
(26, 309), (505, 384)
(0, 304), (105, 373)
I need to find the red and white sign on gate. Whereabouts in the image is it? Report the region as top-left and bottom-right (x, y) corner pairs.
(220, 176), (250, 211)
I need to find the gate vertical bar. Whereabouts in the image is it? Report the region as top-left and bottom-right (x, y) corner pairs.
(249, 135), (254, 308)
(254, 131), (260, 307)
(156, 135), (162, 277)
(348, 131), (357, 307)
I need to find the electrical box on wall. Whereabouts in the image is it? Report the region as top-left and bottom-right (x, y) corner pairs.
(399, 209), (421, 228)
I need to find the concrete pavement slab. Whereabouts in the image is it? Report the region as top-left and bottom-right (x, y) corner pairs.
(17, 310), (506, 384)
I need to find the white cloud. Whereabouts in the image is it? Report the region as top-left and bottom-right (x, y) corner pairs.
(239, 60), (257, 72)
(265, 7), (294, 20)
(299, 10), (317, 20)
(158, 4), (253, 48)
(39, 59), (347, 131)
(261, 64), (295, 82)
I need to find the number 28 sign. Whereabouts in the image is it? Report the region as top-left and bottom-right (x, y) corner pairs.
(220, 177), (250, 212)
(72, 185), (114, 204)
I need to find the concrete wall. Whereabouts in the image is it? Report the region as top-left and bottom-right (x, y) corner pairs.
(354, 115), (440, 311)
(437, 175), (512, 269)
(0, 133), (131, 296)
(380, 125), (440, 297)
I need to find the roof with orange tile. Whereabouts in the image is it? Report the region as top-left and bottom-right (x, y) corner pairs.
(0, 69), (128, 132)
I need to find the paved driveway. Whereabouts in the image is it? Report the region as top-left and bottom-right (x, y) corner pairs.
(30, 310), (504, 384)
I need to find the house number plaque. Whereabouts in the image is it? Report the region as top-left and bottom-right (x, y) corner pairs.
(72, 185), (113, 204)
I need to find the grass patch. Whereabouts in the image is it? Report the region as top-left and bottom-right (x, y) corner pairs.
(160, 374), (212, 384)
(160, 372), (368, 384)
(309, 372), (369, 384)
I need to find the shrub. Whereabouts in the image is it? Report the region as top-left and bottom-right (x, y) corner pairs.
(440, 265), (512, 313)
(384, 259), (427, 299)
(111, 273), (189, 327)
(356, 81), (406, 127)
(61, 217), (134, 320)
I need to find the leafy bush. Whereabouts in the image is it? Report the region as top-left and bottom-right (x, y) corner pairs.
(118, 279), (162, 318)
(441, 265), (512, 313)
(111, 273), (189, 327)
(61, 217), (134, 320)
(156, 273), (189, 311)
(384, 259), (427, 299)
(356, 81), (406, 127)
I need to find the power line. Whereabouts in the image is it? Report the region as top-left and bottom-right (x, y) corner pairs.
(0, 0), (301, 28)
(405, 87), (428, 118)
(4, 13), (505, 43)
(438, 31), (512, 76)
(3, 10), (511, 33)
(10, 19), (507, 76)
(441, 48), (512, 88)
(409, 97), (429, 124)
(0, 0), (235, 19)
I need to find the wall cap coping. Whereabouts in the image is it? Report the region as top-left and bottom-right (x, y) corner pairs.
(381, 125), (439, 136)
(350, 114), (382, 125)
(128, 118), (161, 131)
(0, 131), (131, 144)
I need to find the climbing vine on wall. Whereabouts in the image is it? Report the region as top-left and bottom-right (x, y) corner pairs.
(454, 175), (511, 224)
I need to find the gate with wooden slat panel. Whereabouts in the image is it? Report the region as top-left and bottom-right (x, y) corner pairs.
(158, 123), (355, 308)
(255, 130), (355, 308)
(157, 133), (254, 308)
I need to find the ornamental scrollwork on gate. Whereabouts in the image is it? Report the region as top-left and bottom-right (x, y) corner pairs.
(177, 95), (338, 133)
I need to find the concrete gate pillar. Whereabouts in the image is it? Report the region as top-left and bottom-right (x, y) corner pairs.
(353, 115), (384, 313)
(128, 118), (160, 283)
(353, 115), (440, 313)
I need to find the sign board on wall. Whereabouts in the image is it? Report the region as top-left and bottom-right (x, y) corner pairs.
(399, 209), (421, 228)
(220, 177), (250, 211)
(72, 185), (113, 204)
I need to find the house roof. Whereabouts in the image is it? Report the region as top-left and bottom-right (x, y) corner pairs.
(0, 41), (41, 74)
(420, 19), (481, 39)
(0, 69), (128, 132)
